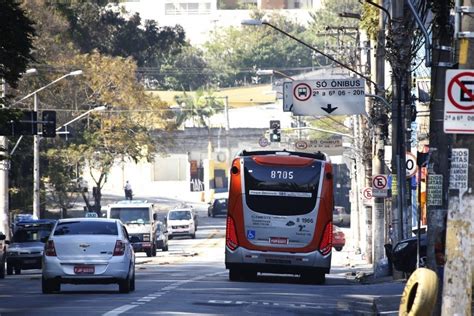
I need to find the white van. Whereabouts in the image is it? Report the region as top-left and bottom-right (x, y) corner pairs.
(166, 208), (196, 239)
(107, 200), (158, 257)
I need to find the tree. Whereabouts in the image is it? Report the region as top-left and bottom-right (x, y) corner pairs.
(159, 46), (213, 91)
(204, 10), (314, 87)
(43, 52), (171, 215)
(54, 2), (186, 67)
(0, 0), (35, 102)
(174, 89), (224, 129)
(304, 0), (362, 67)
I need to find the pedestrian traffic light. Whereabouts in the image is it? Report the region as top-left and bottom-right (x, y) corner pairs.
(42, 110), (56, 138)
(270, 120), (281, 142)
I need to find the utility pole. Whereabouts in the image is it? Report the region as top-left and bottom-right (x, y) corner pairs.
(441, 0), (473, 314)
(33, 93), (40, 218)
(0, 79), (9, 238)
(372, 0), (386, 273)
(389, 0), (410, 248)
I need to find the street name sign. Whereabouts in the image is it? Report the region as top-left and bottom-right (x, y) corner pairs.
(444, 69), (474, 134)
(293, 137), (343, 155)
(449, 148), (469, 192)
(427, 174), (443, 206)
(283, 78), (366, 116)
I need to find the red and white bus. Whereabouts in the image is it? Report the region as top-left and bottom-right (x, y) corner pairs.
(225, 150), (334, 284)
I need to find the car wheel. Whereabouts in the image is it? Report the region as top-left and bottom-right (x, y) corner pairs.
(42, 276), (60, 294)
(119, 275), (131, 293)
(14, 266), (21, 275)
(191, 233), (196, 239)
(0, 260), (5, 279)
(7, 263), (13, 275)
(130, 269), (136, 292)
(163, 244), (168, 252)
(229, 269), (240, 281)
(145, 248), (152, 257)
(151, 245), (157, 257)
(335, 247), (343, 251)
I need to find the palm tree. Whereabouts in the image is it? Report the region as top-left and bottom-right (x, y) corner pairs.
(174, 89), (224, 129)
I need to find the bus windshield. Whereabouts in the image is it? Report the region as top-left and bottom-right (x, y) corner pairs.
(109, 207), (150, 224)
(244, 157), (321, 216)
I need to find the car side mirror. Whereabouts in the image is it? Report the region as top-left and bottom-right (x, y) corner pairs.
(0, 234), (5, 241)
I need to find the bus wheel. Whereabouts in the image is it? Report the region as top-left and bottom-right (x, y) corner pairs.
(399, 268), (438, 316)
(301, 272), (325, 285)
(229, 269), (240, 281)
(241, 270), (257, 281)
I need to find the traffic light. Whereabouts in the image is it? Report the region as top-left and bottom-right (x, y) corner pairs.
(270, 120), (281, 142)
(42, 110), (56, 138)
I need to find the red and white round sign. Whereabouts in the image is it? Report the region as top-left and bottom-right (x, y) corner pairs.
(447, 71), (474, 111)
(363, 187), (373, 200)
(293, 82), (312, 102)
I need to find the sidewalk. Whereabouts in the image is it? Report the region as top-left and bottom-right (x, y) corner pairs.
(343, 246), (405, 315)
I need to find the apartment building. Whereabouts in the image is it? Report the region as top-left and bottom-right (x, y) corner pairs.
(121, 0), (319, 45)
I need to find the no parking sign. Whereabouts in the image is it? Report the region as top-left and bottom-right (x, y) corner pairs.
(444, 70), (474, 134)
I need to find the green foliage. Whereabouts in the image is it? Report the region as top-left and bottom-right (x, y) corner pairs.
(360, 2), (379, 40)
(0, 0), (35, 94)
(305, 0), (361, 67)
(54, 2), (186, 67)
(158, 46), (212, 91)
(174, 90), (224, 128)
(203, 10), (313, 87)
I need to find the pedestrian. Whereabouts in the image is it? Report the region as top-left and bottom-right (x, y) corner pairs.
(124, 181), (133, 200)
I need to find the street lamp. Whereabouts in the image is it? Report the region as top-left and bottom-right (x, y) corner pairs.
(11, 70), (83, 219)
(55, 105), (107, 132)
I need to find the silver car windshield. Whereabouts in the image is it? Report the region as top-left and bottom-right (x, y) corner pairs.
(109, 207), (150, 224)
(168, 211), (192, 220)
(53, 221), (118, 236)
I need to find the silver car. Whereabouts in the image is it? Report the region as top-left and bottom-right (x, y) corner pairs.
(42, 218), (135, 294)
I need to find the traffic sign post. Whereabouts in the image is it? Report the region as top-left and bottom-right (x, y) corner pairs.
(372, 174), (389, 198)
(444, 69), (474, 134)
(406, 152), (417, 178)
(283, 78), (366, 116)
(362, 187), (373, 205)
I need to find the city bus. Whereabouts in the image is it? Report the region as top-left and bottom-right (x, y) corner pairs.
(225, 150), (334, 284)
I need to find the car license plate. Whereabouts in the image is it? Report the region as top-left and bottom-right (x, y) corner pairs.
(23, 259), (37, 264)
(74, 265), (95, 274)
(269, 237), (288, 245)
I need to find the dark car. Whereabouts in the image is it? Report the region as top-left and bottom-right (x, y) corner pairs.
(386, 234), (427, 275)
(6, 220), (55, 275)
(0, 232), (7, 278)
(154, 221), (168, 252)
(207, 198), (228, 217)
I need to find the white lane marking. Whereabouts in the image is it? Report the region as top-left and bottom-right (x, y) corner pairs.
(103, 272), (218, 315)
(102, 304), (137, 316)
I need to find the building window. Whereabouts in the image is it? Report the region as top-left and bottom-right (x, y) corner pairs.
(165, 1), (211, 15)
